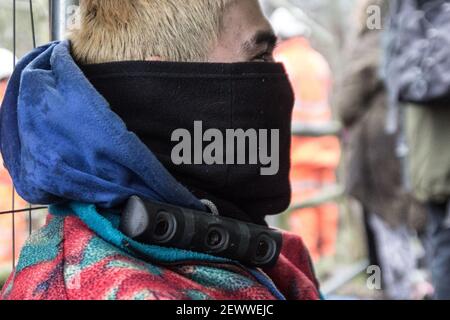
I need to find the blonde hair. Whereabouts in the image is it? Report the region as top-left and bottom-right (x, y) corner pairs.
(70, 0), (232, 64)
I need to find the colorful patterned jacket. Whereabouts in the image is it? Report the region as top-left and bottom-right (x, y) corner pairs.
(1, 203), (320, 300)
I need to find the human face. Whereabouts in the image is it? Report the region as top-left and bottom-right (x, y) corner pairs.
(208, 0), (278, 63)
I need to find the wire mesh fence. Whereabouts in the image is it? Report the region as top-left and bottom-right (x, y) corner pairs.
(0, 0), (41, 279)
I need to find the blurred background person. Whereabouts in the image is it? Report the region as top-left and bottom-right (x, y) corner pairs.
(271, 8), (341, 263)
(336, 0), (430, 299)
(385, 0), (450, 300)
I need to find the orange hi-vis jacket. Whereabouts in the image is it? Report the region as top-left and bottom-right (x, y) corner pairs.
(275, 37), (340, 201)
(275, 37), (341, 261)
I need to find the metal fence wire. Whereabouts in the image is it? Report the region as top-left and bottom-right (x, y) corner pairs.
(0, 0), (41, 271)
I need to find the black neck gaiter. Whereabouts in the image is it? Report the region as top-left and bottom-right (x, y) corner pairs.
(80, 61), (294, 225)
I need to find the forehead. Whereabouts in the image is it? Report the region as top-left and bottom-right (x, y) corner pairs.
(221, 0), (273, 46)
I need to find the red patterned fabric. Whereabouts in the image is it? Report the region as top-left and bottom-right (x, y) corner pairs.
(1, 215), (320, 300)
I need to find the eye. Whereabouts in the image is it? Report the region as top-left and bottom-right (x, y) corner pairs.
(251, 51), (275, 62)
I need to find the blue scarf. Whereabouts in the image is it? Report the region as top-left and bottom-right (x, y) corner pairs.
(0, 41), (204, 211)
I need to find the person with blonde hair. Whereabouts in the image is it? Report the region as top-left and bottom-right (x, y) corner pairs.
(0, 0), (320, 300)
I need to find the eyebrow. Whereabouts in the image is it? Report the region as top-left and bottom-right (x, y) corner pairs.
(242, 30), (278, 54)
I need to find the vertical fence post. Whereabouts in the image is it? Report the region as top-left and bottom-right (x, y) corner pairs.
(49, 0), (67, 41)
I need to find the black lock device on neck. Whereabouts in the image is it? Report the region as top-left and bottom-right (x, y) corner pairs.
(119, 196), (283, 268)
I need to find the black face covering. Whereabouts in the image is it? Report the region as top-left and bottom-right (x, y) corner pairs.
(80, 61), (294, 225)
